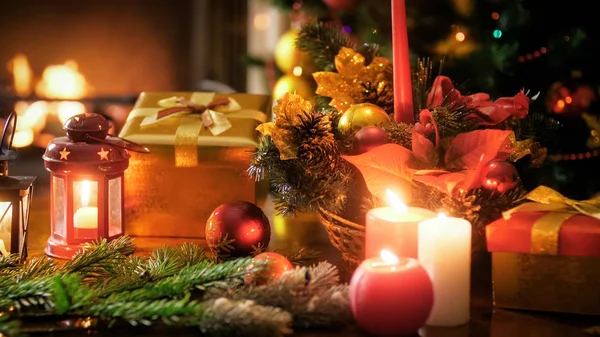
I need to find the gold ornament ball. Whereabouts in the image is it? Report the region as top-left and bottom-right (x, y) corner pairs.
(274, 30), (302, 73)
(274, 30), (317, 74)
(273, 74), (315, 102)
(338, 103), (391, 139)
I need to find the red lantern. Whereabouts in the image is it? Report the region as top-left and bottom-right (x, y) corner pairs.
(43, 113), (148, 259)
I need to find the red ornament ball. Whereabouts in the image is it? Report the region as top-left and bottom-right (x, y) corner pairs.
(353, 126), (390, 154)
(206, 201), (271, 257)
(247, 252), (294, 284)
(480, 160), (519, 193)
(322, 0), (357, 10)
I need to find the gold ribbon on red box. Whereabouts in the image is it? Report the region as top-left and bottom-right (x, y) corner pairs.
(503, 186), (600, 255)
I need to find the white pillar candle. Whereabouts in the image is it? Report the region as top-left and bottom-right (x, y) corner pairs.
(366, 189), (436, 259)
(418, 213), (472, 327)
(74, 180), (98, 231)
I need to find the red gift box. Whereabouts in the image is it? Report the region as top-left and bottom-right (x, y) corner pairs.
(486, 186), (600, 315)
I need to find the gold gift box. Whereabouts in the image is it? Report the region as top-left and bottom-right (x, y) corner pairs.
(492, 252), (600, 315)
(119, 92), (271, 238)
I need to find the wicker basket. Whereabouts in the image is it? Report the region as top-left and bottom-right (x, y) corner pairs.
(318, 207), (365, 265)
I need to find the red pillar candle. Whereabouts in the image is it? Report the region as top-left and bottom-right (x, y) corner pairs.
(392, 0), (414, 124)
(350, 250), (434, 336)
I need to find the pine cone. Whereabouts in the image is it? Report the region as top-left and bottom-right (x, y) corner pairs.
(294, 110), (338, 174)
(441, 190), (481, 225)
(361, 81), (394, 116)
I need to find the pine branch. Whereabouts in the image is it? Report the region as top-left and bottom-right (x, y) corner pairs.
(206, 262), (352, 329)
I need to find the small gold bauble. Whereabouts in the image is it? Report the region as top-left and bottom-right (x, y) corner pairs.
(273, 74), (315, 102)
(338, 103), (391, 139)
(274, 30), (303, 73)
(274, 30), (317, 75)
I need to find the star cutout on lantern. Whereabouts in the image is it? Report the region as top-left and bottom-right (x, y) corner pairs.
(59, 148), (70, 160)
(313, 47), (391, 112)
(97, 148), (109, 161)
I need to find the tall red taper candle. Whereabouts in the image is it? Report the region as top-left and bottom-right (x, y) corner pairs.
(392, 0), (414, 124)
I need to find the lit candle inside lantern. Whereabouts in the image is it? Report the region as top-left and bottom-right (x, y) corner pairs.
(418, 213), (472, 327)
(350, 249), (433, 335)
(365, 189), (436, 259)
(73, 180), (98, 237)
(392, 0), (414, 123)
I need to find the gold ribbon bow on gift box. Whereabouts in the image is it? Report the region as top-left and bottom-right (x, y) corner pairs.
(503, 186), (600, 255)
(131, 92), (266, 167)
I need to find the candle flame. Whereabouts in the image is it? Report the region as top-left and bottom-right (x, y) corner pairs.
(386, 189), (408, 213)
(380, 249), (399, 264)
(438, 212), (447, 219)
(81, 180), (91, 207)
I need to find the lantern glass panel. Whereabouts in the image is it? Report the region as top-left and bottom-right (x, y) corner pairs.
(53, 176), (66, 237)
(0, 201), (12, 252)
(108, 177), (122, 237)
(72, 180), (99, 240)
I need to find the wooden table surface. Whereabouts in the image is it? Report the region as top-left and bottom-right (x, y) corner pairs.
(12, 148), (600, 336)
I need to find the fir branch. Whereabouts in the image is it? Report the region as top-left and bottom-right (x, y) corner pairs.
(87, 294), (204, 328)
(12, 258), (56, 283)
(0, 254), (19, 271)
(296, 22), (381, 72)
(103, 258), (262, 303)
(62, 236), (134, 281)
(250, 136), (353, 216)
(270, 247), (321, 267)
(297, 22), (352, 72)
(0, 315), (21, 337)
(175, 243), (208, 266)
(383, 122), (412, 148)
(206, 262), (352, 329)
(200, 298), (292, 337)
(146, 246), (186, 279)
(0, 276), (55, 312)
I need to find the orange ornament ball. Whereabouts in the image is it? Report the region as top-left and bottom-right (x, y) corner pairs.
(249, 252), (294, 284)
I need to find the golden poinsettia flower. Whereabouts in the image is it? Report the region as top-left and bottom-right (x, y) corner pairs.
(313, 47), (390, 112)
(256, 92), (312, 160)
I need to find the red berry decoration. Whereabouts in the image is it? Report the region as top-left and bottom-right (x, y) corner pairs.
(480, 160), (519, 193)
(353, 126), (390, 154)
(206, 201), (271, 258)
(246, 252), (294, 284)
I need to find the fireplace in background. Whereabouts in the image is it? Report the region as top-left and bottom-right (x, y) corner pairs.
(0, 0), (248, 148)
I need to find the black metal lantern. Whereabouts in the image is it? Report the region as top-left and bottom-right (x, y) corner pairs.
(0, 112), (36, 262)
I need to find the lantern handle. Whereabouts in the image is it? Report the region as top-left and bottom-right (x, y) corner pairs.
(85, 134), (151, 153)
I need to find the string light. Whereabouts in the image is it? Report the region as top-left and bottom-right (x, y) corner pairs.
(493, 29), (502, 38)
(455, 32), (466, 42)
(491, 12), (500, 20)
(292, 66), (303, 77)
